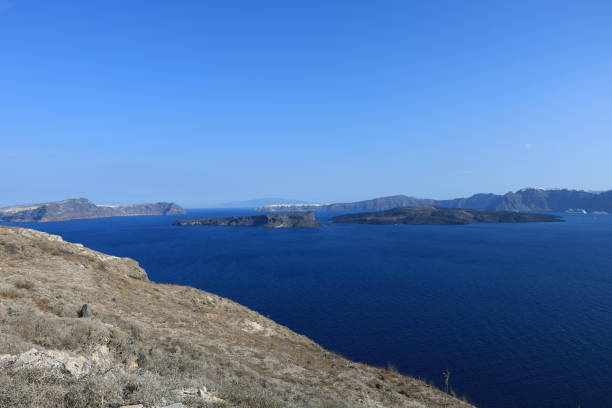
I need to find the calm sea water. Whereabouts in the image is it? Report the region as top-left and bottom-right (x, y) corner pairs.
(5, 210), (612, 408)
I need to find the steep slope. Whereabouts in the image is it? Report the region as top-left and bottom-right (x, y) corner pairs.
(0, 226), (474, 408)
(436, 194), (503, 211)
(0, 198), (185, 222)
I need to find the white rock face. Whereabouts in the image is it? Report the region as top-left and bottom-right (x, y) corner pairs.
(242, 319), (277, 336)
(14, 227), (65, 243)
(0, 204), (44, 214)
(173, 387), (224, 404)
(0, 348), (94, 378)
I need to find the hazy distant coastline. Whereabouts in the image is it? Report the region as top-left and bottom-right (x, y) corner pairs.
(258, 187), (612, 213)
(0, 198), (185, 223)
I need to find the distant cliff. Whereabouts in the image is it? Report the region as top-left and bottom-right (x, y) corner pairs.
(331, 206), (563, 225)
(174, 212), (322, 228)
(218, 198), (316, 208)
(437, 188), (612, 212)
(259, 188), (612, 213)
(258, 195), (433, 212)
(0, 198), (186, 222)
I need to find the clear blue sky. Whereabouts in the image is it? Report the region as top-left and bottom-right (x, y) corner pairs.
(1, 0), (611, 207)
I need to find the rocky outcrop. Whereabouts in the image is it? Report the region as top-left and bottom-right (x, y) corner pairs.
(0, 198), (186, 222)
(78, 304), (92, 318)
(0, 348), (94, 378)
(0, 226), (149, 280)
(173, 212), (322, 228)
(331, 206), (563, 225)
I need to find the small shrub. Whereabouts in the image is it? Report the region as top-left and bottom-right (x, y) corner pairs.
(15, 280), (35, 290)
(11, 314), (120, 353)
(32, 297), (50, 312)
(0, 367), (173, 408)
(0, 289), (22, 299)
(386, 362), (399, 374)
(220, 382), (285, 408)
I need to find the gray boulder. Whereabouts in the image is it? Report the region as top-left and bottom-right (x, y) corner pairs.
(78, 304), (92, 318)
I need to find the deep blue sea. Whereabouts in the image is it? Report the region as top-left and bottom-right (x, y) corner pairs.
(5, 210), (612, 408)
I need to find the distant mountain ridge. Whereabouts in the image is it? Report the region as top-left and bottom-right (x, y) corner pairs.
(0, 198), (185, 222)
(258, 188), (612, 213)
(439, 188), (612, 212)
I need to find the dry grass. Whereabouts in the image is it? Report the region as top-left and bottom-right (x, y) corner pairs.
(0, 288), (22, 299)
(33, 296), (49, 309)
(15, 279), (35, 289)
(386, 362), (399, 374)
(0, 367), (199, 408)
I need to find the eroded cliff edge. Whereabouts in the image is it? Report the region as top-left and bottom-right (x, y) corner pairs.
(0, 226), (474, 408)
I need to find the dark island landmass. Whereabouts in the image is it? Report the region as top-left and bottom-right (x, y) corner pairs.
(330, 206), (563, 225)
(258, 187), (612, 213)
(174, 212), (322, 228)
(0, 198), (186, 223)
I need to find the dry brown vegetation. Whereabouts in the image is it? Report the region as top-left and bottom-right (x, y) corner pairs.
(0, 226), (475, 408)
(14, 279), (35, 290)
(0, 288), (22, 299)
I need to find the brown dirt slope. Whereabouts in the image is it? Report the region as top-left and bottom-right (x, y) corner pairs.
(0, 226), (475, 408)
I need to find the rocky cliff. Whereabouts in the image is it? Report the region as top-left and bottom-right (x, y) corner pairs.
(0, 226), (473, 408)
(173, 212), (322, 228)
(0, 198), (186, 222)
(259, 188), (612, 213)
(482, 188), (612, 212)
(258, 196), (434, 212)
(331, 206), (563, 225)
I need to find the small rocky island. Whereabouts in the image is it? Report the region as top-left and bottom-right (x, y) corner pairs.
(0, 198), (185, 223)
(331, 206), (563, 225)
(174, 212), (322, 228)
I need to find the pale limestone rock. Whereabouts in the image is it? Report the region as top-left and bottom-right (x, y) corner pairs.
(172, 387), (224, 404)
(0, 348), (94, 378)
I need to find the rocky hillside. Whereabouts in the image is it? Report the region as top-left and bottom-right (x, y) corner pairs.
(259, 188), (612, 213)
(0, 198), (185, 222)
(0, 226), (474, 408)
